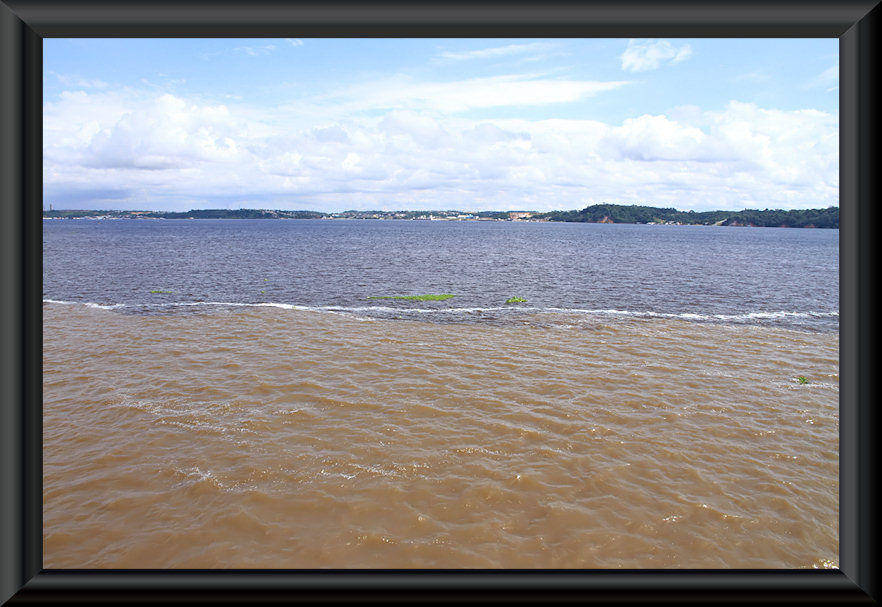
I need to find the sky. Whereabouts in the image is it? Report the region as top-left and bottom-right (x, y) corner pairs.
(44, 38), (839, 212)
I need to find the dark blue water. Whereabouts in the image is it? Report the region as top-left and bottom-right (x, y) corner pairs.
(43, 219), (839, 331)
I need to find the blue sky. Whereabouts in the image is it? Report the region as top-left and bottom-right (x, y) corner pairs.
(44, 38), (839, 212)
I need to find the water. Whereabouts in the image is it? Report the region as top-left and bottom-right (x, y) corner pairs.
(42, 218), (839, 569)
(43, 219), (839, 331)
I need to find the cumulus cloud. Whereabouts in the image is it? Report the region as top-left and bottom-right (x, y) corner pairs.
(621, 39), (693, 72)
(43, 85), (838, 212)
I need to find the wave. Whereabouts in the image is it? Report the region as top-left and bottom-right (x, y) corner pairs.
(545, 308), (839, 322)
(43, 299), (126, 310)
(43, 298), (839, 324)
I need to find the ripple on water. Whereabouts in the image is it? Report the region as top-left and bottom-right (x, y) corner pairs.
(43, 304), (839, 569)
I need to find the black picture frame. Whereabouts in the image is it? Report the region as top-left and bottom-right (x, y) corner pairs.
(1, 1), (878, 603)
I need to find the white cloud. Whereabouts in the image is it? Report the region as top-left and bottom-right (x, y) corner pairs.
(621, 39), (693, 72)
(201, 41), (301, 60)
(810, 64), (838, 91)
(733, 70), (771, 84)
(437, 42), (557, 62)
(232, 43), (277, 57)
(43, 86), (838, 212)
(600, 114), (711, 161)
(317, 74), (632, 113)
(49, 71), (109, 89)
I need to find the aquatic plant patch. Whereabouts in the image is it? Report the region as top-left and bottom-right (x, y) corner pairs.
(367, 294), (455, 301)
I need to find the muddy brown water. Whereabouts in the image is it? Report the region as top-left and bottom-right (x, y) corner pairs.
(43, 303), (838, 569)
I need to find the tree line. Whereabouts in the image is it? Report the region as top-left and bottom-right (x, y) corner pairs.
(43, 204), (840, 228)
(534, 204), (839, 228)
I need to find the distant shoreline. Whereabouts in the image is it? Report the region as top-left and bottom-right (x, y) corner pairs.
(42, 203), (839, 229)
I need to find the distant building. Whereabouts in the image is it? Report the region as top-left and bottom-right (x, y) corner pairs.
(509, 212), (533, 220)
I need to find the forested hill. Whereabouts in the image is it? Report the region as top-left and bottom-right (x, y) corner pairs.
(535, 204), (839, 228)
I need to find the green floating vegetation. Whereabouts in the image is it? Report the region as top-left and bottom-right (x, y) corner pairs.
(149, 290), (173, 294)
(796, 376), (809, 385)
(367, 294), (455, 301)
(505, 296), (527, 304)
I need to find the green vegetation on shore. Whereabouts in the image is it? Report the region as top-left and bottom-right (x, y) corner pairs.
(367, 294), (455, 301)
(43, 204), (839, 228)
(533, 204), (839, 228)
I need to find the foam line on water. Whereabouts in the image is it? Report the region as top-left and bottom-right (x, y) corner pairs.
(43, 299), (838, 322)
(43, 299), (125, 310)
(545, 307), (838, 321)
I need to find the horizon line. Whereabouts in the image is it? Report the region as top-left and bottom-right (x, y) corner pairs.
(42, 203), (840, 214)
